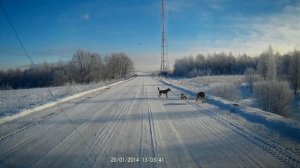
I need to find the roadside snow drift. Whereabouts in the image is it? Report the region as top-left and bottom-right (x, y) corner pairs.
(0, 78), (132, 125)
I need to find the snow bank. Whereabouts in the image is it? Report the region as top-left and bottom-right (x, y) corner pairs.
(0, 78), (133, 125)
(160, 77), (300, 143)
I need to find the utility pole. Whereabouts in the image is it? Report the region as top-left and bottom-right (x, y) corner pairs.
(160, 0), (169, 74)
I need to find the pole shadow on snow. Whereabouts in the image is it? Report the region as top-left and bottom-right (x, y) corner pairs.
(32, 110), (209, 126)
(0, 123), (284, 168)
(164, 103), (187, 106)
(74, 97), (181, 104)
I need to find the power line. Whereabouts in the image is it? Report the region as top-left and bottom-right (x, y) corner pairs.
(0, 0), (34, 65)
(0, 0), (92, 151)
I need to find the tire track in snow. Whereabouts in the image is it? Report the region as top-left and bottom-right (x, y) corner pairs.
(0, 103), (98, 167)
(80, 84), (139, 168)
(0, 78), (125, 142)
(29, 102), (106, 168)
(152, 94), (202, 168)
(151, 78), (203, 167)
(93, 85), (141, 168)
(138, 78), (145, 168)
(0, 112), (55, 144)
(157, 77), (298, 168)
(0, 84), (119, 168)
(188, 108), (265, 167)
(0, 100), (95, 145)
(194, 103), (300, 168)
(166, 104), (254, 167)
(160, 77), (299, 168)
(81, 103), (127, 168)
(147, 106), (157, 158)
(30, 96), (119, 168)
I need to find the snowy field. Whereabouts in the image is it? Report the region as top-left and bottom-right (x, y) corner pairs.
(0, 79), (122, 118)
(165, 75), (300, 122)
(0, 76), (299, 168)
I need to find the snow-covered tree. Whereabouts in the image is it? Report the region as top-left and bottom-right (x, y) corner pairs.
(69, 50), (94, 83)
(288, 50), (300, 95)
(244, 68), (259, 93)
(257, 46), (277, 80)
(277, 54), (291, 79)
(105, 52), (134, 79)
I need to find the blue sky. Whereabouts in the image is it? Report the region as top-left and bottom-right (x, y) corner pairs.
(1, 0), (300, 71)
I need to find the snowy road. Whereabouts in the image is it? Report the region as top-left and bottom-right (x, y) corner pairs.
(0, 76), (298, 168)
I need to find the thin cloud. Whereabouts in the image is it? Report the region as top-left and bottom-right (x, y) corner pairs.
(167, 0), (227, 13)
(231, 3), (300, 54)
(184, 2), (300, 56)
(81, 13), (90, 21)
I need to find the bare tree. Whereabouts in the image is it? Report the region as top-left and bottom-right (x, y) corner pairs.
(105, 54), (121, 79)
(120, 53), (134, 78)
(69, 50), (94, 83)
(288, 50), (300, 95)
(105, 52), (134, 79)
(88, 52), (104, 82)
(0, 49), (134, 89)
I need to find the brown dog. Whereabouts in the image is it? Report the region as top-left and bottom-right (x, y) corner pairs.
(180, 93), (187, 100)
(158, 87), (171, 98)
(196, 91), (205, 103)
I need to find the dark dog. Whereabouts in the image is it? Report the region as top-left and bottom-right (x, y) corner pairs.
(196, 91), (205, 103)
(158, 87), (171, 98)
(180, 93), (187, 100)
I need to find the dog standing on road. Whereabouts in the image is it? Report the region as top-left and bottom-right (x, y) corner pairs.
(158, 87), (171, 98)
(196, 91), (205, 103)
(180, 93), (187, 100)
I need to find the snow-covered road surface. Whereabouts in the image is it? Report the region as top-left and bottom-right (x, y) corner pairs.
(0, 76), (299, 168)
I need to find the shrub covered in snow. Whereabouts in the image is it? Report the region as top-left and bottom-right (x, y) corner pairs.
(191, 75), (245, 85)
(211, 83), (240, 101)
(253, 80), (293, 116)
(244, 68), (261, 93)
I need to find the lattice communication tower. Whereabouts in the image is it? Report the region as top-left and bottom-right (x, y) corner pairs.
(160, 0), (169, 73)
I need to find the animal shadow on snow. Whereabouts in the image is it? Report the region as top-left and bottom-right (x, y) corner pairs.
(164, 102), (187, 106)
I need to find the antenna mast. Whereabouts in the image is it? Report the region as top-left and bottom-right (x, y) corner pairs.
(160, 0), (169, 73)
